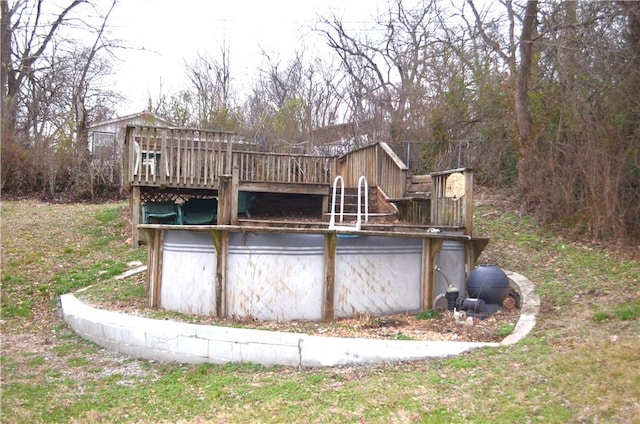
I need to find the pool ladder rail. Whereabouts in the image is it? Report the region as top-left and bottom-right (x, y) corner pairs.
(328, 175), (369, 231)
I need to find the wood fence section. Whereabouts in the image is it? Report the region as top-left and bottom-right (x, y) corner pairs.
(336, 142), (408, 199)
(125, 125), (233, 189)
(430, 168), (474, 236)
(124, 125), (334, 190)
(234, 151), (332, 184)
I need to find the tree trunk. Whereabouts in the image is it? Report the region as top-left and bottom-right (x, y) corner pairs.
(515, 0), (538, 206)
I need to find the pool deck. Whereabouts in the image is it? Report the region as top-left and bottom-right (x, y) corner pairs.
(61, 270), (539, 367)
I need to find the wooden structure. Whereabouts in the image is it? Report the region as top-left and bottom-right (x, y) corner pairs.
(124, 125), (476, 246)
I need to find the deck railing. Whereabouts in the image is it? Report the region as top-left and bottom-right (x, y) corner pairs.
(234, 150), (332, 184)
(430, 167), (474, 236)
(125, 126), (233, 189)
(124, 126), (333, 189)
(336, 142), (408, 199)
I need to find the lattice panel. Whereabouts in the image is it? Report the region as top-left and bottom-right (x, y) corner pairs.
(140, 191), (183, 203)
(140, 189), (217, 204)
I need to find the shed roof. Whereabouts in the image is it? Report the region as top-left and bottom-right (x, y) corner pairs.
(90, 111), (175, 131)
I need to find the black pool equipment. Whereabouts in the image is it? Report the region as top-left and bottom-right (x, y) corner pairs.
(461, 297), (486, 313)
(445, 285), (460, 311)
(466, 264), (510, 305)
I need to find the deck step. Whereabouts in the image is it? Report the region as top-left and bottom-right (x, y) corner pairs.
(321, 212), (397, 224)
(328, 186), (379, 214)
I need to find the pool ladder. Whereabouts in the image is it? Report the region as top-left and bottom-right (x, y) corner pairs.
(328, 175), (369, 231)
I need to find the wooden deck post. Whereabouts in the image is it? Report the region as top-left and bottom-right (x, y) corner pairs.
(225, 133), (233, 175)
(160, 129), (168, 187)
(210, 230), (228, 317)
(140, 227), (163, 308)
(217, 175), (231, 225)
(322, 233), (337, 321)
(422, 237), (443, 311)
(230, 164), (239, 225)
(464, 169), (474, 237)
(131, 186), (141, 247)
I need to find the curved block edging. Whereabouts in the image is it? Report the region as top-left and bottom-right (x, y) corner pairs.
(60, 270), (538, 367)
(502, 270), (540, 345)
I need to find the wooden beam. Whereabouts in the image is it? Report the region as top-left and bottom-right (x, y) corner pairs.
(217, 175), (232, 225)
(160, 130), (167, 187)
(322, 233), (337, 321)
(230, 165), (239, 225)
(210, 230), (228, 318)
(131, 186), (141, 248)
(140, 228), (163, 308)
(464, 169), (474, 237)
(422, 238), (443, 311)
(237, 181), (330, 195)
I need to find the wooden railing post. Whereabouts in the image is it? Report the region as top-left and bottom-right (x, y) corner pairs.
(124, 126), (136, 188)
(464, 169), (474, 237)
(218, 175), (232, 225)
(131, 185), (141, 248)
(160, 129), (168, 187)
(225, 133), (233, 175)
(230, 164), (239, 225)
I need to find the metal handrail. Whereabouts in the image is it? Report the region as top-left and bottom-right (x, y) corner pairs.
(355, 175), (369, 229)
(328, 175), (345, 229)
(328, 175), (368, 231)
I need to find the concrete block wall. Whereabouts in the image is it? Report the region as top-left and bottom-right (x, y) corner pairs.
(61, 294), (499, 367)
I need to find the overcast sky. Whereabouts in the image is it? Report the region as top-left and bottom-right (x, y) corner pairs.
(106, 0), (393, 115)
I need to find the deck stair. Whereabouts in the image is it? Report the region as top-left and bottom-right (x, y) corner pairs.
(324, 185), (398, 224)
(385, 174), (432, 225)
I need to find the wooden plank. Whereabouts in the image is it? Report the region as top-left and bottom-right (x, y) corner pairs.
(154, 229), (164, 308)
(203, 133), (210, 186)
(131, 186), (141, 248)
(322, 233), (337, 321)
(160, 130), (167, 186)
(237, 181), (330, 195)
(464, 169), (474, 236)
(225, 132), (232, 175)
(422, 238), (443, 311)
(411, 174), (432, 183)
(140, 227), (163, 308)
(190, 134), (195, 186)
(230, 165), (239, 225)
(217, 175), (232, 225)
(176, 129), (182, 185)
(210, 230), (228, 317)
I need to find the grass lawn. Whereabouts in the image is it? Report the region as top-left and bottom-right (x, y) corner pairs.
(1, 194), (639, 423)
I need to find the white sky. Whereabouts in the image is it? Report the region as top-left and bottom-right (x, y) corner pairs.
(106, 0), (390, 115)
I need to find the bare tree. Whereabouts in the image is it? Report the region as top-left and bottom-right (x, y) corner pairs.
(1, 0), (120, 196)
(184, 43), (236, 129)
(463, 0), (639, 241)
(1, 0), (85, 136)
(242, 48), (346, 152)
(71, 0), (119, 198)
(317, 0), (445, 150)
(514, 0), (537, 205)
(1, 0), (87, 191)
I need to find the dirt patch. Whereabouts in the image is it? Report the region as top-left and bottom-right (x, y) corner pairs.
(82, 276), (520, 343)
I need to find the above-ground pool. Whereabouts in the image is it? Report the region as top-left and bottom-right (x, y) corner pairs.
(140, 223), (488, 322)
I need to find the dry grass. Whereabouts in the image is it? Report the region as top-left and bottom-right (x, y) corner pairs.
(1, 194), (639, 423)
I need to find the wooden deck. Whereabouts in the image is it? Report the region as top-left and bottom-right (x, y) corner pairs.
(124, 125), (476, 246)
(124, 126), (333, 194)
